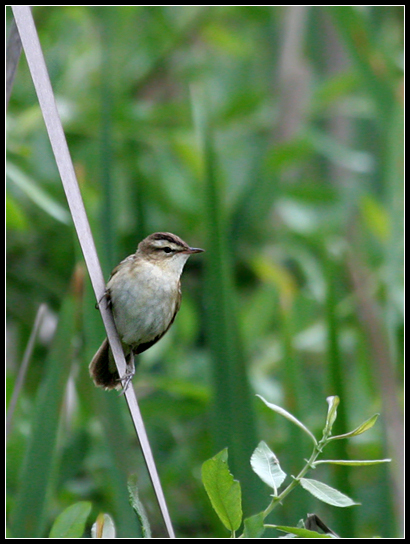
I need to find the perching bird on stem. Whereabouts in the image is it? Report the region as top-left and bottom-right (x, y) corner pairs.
(89, 232), (204, 391)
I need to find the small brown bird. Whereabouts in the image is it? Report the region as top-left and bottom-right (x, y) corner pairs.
(89, 232), (204, 390)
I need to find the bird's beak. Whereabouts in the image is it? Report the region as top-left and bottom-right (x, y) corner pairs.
(185, 247), (205, 254)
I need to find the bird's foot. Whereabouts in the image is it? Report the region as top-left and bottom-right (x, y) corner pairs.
(118, 360), (135, 395)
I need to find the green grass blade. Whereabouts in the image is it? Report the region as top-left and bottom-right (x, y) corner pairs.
(9, 291), (76, 537)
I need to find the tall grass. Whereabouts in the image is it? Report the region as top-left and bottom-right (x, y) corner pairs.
(7, 6), (403, 537)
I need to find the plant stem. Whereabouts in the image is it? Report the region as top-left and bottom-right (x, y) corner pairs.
(263, 433), (328, 519)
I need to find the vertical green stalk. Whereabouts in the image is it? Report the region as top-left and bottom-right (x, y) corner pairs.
(99, 8), (117, 272)
(10, 289), (76, 537)
(325, 255), (354, 536)
(193, 92), (262, 514)
(278, 298), (310, 522)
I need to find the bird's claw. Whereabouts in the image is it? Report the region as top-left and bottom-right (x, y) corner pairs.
(117, 361), (135, 395)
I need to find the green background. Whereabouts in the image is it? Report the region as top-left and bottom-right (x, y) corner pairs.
(6, 6), (403, 538)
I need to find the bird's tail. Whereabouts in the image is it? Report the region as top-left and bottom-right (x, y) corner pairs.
(89, 338), (121, 390)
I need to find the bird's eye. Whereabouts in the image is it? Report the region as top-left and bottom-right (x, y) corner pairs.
(163, 247), (173, 253)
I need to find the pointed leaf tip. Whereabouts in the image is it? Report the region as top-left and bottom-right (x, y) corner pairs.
(256, 395), (317, 446)
(329, 413), (380, 441)
(202, 449), (242, 532)
(300, 478), (360, 507)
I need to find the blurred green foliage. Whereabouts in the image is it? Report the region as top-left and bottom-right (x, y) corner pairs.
(6, 6), (403, 538)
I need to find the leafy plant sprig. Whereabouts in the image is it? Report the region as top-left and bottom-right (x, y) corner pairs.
(202, 395), (391, 538)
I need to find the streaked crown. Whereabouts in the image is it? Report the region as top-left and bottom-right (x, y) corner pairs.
(138, 232), (204, 260)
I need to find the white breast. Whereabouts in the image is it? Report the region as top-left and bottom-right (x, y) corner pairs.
(107, 260), (180, 347)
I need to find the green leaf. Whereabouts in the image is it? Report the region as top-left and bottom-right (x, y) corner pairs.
(299, 478), (360, 507)
(91, 513), (116, 539)
(313, 459), (391, 467)
(329, 413), (379, 441)
(202, 449), (242, 533)
(324, 396), (340, 435)
(243, 512), (265, 538)
(250, 441), (286, 495)
(267, 524), (336, 538)
(127, 474), (152, 538)
(256, 395), (317, 446)
(49, 502), (92, 538)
